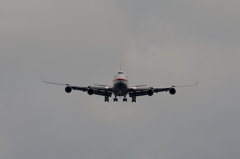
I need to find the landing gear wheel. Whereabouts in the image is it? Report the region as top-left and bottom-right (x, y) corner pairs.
(123, 98), (127, 102)
(105, 96), (109, 102)
(132, 96), (136, 103)
(113, 98), (118, 102)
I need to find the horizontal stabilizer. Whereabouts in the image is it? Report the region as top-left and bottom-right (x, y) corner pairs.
(94, 84), (109, 87)
(130, 85), (147, 87)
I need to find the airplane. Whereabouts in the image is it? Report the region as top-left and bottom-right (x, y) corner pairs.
(44, 71), (197, 102)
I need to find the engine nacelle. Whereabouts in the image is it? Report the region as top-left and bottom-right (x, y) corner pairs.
(65, 86), (72, 93)
(147, 89), (154, 96)
(169, 88), (176, 95)
(87, 88), (94, 95)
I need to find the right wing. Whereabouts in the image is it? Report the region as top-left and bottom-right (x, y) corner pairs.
(43, 79), (112, 97)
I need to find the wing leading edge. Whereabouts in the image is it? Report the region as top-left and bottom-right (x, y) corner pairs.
(43, 79), (112, 97)
(128, 81), (198, 97)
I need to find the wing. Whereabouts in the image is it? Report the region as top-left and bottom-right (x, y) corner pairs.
(43, 79), (112, 97)
(128, 81), (198, 97)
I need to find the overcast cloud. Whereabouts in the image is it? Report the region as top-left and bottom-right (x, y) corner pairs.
(1, 0), (240, 159)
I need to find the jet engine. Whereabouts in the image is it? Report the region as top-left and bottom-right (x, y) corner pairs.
(87, 87), (94, 95)
(169, 88), (176, 95)
(65, 86), (72, 93)
(147, 89), (154, 96)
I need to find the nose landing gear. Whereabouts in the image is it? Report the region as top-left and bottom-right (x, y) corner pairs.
(123, 98), (127, 102)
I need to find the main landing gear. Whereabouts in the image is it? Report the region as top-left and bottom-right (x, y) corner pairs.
(132, 96), (136, 103)
(112, 96), (128, 102)
(113, 97), (127, 102)
(105, 96), (131, 102)
(113, 97), (118, 102)
(105, 96), (109, 102)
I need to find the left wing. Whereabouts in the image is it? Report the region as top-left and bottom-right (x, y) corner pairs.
(128, 81), (198, 97)
(44, 79), (112, 97)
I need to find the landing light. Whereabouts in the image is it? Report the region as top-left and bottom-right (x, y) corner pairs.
(105, 87), (109, 89)
(133, 87), (137, 90)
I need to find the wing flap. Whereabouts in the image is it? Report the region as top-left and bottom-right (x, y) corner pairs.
(129, 90), (148, 97)
(154, 88), (170, 93)
(93, 90), (112, 97)
(71, 86), (87, 92)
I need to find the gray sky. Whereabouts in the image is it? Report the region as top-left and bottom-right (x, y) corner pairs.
(1, 0), (240, 159)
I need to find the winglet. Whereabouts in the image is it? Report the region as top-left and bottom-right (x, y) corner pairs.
(195, 80), (198, 85)
(43, 78), (47, 83)
(175, 81), (198, 88)
(43, 78), (67, 86)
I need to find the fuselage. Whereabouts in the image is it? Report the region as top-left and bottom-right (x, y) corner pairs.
(112, 71), (128, 97)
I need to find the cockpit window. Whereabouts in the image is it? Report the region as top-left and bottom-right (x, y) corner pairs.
(118, 72), (123, 74)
